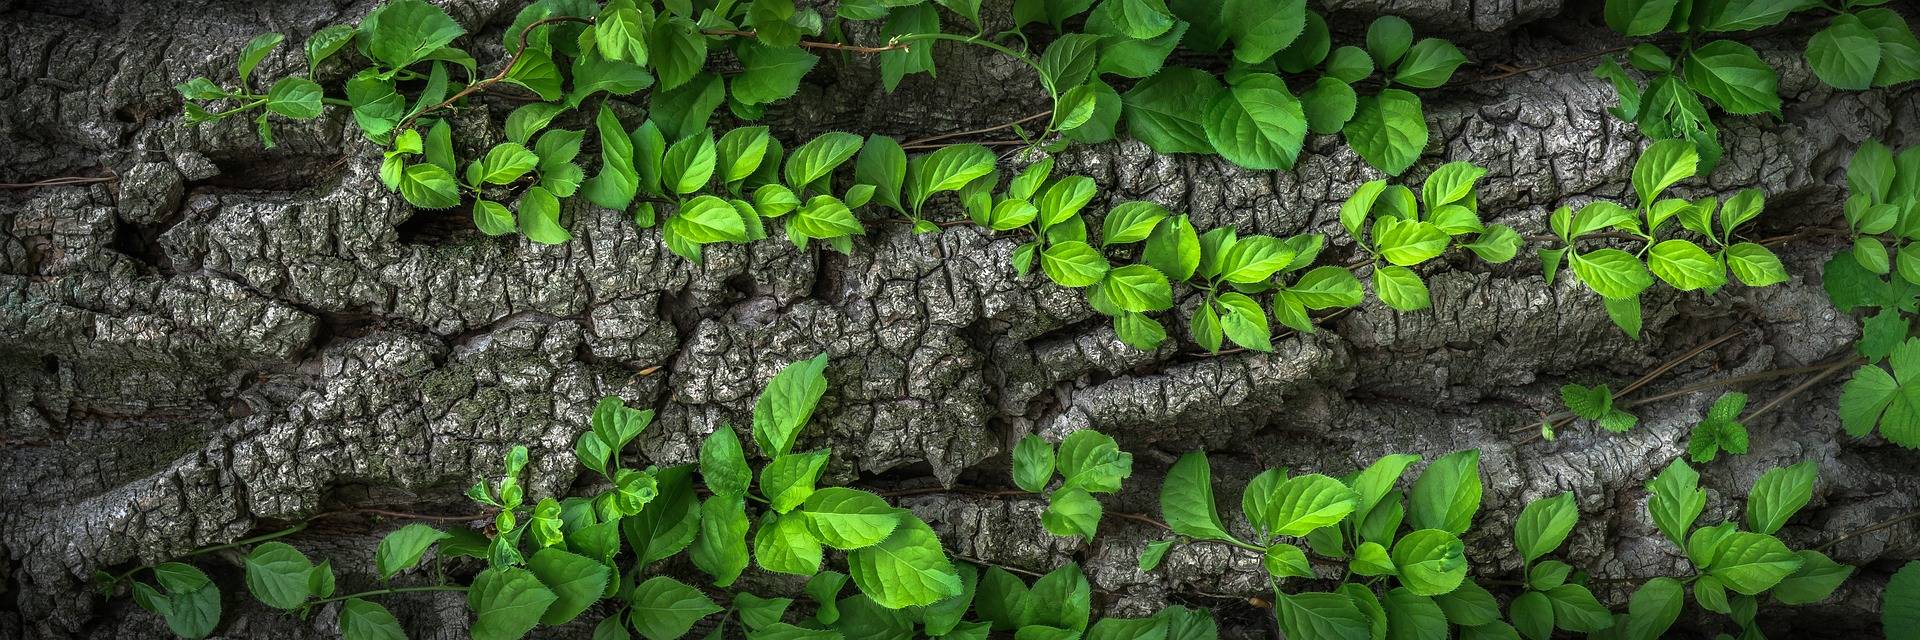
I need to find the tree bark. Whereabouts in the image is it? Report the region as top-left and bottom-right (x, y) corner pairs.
(2, 0), (1916, 638)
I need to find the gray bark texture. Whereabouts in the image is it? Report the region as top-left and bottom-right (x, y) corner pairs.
(2, 0), (1918, 638)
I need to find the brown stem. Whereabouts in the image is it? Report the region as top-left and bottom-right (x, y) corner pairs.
(1463, 46), (1629, 86)
(1739, 356), (1859, 423)
(0, 175), (117, 189)
(901, 139), (1030, 151)
(1110, 511), (1173, 532)
(1816, 509), (1920, 553)
(903, 110), (1052, 147)
(699, 29), (914, 54)
(397, 16), (596, 132)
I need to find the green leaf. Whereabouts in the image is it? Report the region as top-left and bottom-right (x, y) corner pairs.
(1263, 543), (1313, 579)
(1707, 531), (1803, 595)
(1649, 239), (1725, 290)
(1543, 584), (1614, 632)
(1058, 429), (1133, 494)
(803, 487), (903, 549)
(1373, 265), (1430, 311)
(1509, 590), (1553, 640)
(244, 542), (314, 610)
(906, 144), (996, 214)
(1326, 45), (1376, 84)
(504, 48), (564, 101)
(755, 510), (824, 575)
(1138, 539), (1175, 572)
(469, 567), (559, 640)
(791, 195), (864, 240)
(1772, 549), (1854, 605)
(651, 73), (724, 142)
(1300, 77), (1358, 135)
(339, 598), (406, 640)
(1808, 15), (1882, 90)
(1287, 266), (1365, 309)
(1433, 581), (1501, 627)
(1102, 201), (1169, 245)
(1840, 338), (1920, 447)
(662, 131), (717, 195)
(628, 577), (722, 640)
(305, 24), (356, 74)
(786, 132), (865, 193)
(237, 32), (285, 86)
(1726, 242), (1788, 287)
(1633, 139), (1698, 205)
(1346, 89), (1427, 175)
(1409, 450), (1480, 535)
(1514, 491), (1578, 563)
(1219, 236), (1298, 283)
(1384, 588), (1449, 639)
(1203, 73), (1307, 170)
(1421, 162), (1485, 209)
(1605, 0), (1679, 36)
(595, 0), (650, 63)
(528, 548), (612, 625)
(1391, 529), (1467, 596)
(1365, 16), (1414, 66)
(975, 567), (1031, 631)
(1746, 460), (1816, 535)
(1375, 217), (1449, 267)
(1159, 451), (1231, 540)
(398, 163), (460, 209)
(1275, 592), (1370, 640)
(475, 143), (540, 185)
(1039, 33), (1103, 93)
(690, 496), (750, 587)
(734, 44), (820, 105)
(1217, 291), (1272, 351)
(1122, 67), (1223, 154)
(761, 450), (830, 513)
(1027, 563), (1094, 632)
(519, 186), (571, 245)
(699, 427), (752, 500)
(753, 353), (829, 457)
(649, 17), (707, 91)
(1685, 40), (1781, 115)
(376, 524), (448, 579)
(1266, 473), (1361, 537)
(623, 466), (701, 565)
(1881, 560), (1920, 636)
(735, 592), (794, 631)
(265, 77), (323, 120)
(1042, 241), (1112, 287)
(1143, 214), (1201, 281)
(1646, 458), (1706, 548)
(1463, 225), (1523, 263)
(1349, 541), (1395, 576)
(1571, 249), (1654, 299)
(1620, 577), (1684, 640)
(1394, 38), (1467, 89)
(1860, 8), (1920, 88)
(854, 135), (907, 213)
(570, 53), (655, 108)
(847, 516), (963, 609)
(1042, 487), (1105, 540)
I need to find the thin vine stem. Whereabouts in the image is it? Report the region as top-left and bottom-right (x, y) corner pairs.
(699, 29), (912, 53)
(1816, 509), (1920, 553)
(397, 15), (595, 131)
(303, 584), (468, 608)
(187, 522), (310, 556)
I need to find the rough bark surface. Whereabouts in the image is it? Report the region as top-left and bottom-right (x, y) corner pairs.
(2, 0), (1917, 638)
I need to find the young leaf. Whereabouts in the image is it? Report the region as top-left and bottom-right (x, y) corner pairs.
(1685, 40), (1781, 115)
(1058, 429), (1133, 494)
(265, 77), (324, 120)
(468, 567), (559, 640)
(1707, 531), (1803, 595)
(760, 450), (829, 513)
(1514, 492), (1578, 563)
(846, 517), (964, 609)
(376, 524), (449, 579)
(906, 144), (996, 214)
(1265, 474), (1362, 537)
(1159, 451), (1232, 540)
(784, 132), (864, 192)
(1345, 89), (1427, 175)
(1013, 434), (1057, 493)
(627, 577), (722, 640)
(1043, 487), (1105, 540)
(700, 426), (752, 499)
(1394, 38), (1467, 89)
(1122, 66), (1223, 154)
(1202, 73), (1307, 170)
(1807, 15), (1882, 90)
(854, 135), (908, 213)
(753, 353), (830, 457)
(339, 598), (405, 640)
(733, 44), (820, 105)
(1409, 449), (1481, 535)
(1373, 265), (1430, 311)
(1633, 139), (1698, 205)
(690, 496), (750, 586)
(236, 33), (285, 86)
(527, 548), (612, 626)
(1042, 241), (1113, 287)
(1745, 460), (1816, 535)
(801, 488), (903, 549)
(243, 542), (314, 610)
(755, 511), (824, 575)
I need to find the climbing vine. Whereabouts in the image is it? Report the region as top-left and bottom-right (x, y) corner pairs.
(129, 0), (1920, 637)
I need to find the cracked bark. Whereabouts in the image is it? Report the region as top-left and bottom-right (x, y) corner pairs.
(2, 0), (1917, 638)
